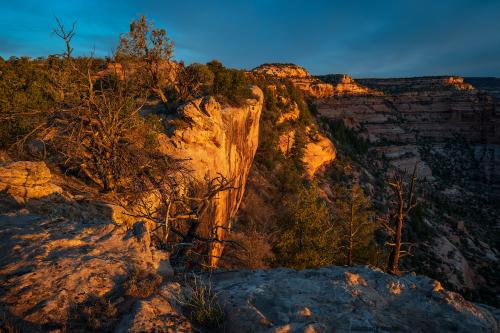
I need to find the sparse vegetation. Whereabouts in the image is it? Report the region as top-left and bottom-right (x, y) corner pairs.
(75, 296), (118, 332)
(123, 269), (162, 298)
(178, 274), (224, 330)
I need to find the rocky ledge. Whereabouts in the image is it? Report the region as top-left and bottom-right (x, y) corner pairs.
(0, 200), (498, 332)
(213, 266), (500, 333)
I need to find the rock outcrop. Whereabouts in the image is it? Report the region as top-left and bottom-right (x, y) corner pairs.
(253, 64), (378, 97)
(277, 129), (336, 178)
(213, 266), (499, 333)
(0, 161), (62, 204)
(159, 86), (264, 266)
(302, 133), (336, 178)
(252, 63), (310, 78)
(319, 74), (382, 96)
(0, 210), (174, 331)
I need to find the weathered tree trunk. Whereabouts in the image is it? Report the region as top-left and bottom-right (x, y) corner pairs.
(154, 87), (169, 111)
(347, 200), (354, 266)
(387, 190), (404, 274)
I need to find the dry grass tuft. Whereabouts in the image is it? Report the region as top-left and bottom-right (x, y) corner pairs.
(77, 296), (118, 332)
(123, 269), (163, 298)
(177, 274), (224, 331)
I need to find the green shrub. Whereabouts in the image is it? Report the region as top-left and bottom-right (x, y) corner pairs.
(0, 57), (59, 147)
(206, 60), (253, 105)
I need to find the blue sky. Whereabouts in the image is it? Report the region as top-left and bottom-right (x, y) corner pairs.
(1, 0), (499, 77)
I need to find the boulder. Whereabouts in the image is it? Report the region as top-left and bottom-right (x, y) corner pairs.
(0, 161), (62, 203)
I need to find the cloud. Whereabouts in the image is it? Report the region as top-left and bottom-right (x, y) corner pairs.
(0, 0), (499, 76)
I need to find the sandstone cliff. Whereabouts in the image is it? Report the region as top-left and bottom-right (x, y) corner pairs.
(302, 132), (336, 178)
(159, 86), (264, 266)
(316, 77), (499, 176)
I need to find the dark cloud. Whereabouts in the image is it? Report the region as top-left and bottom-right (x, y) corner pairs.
(0, 0), (498, 77)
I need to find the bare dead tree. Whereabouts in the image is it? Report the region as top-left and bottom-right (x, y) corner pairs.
(49, 16), (156, 192)
(53, 17), (76, 63)
(382, 163), (419, 275)
(128, 162), (241, 268)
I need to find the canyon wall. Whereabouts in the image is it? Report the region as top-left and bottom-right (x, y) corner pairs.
(316, 77), (500, 178)
(315, 75), (500, 305)
(159, 86), (264, 266)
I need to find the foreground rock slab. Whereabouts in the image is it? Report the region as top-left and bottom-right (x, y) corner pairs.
(213, 266), (499, 333)
(0, 211), (176, 332)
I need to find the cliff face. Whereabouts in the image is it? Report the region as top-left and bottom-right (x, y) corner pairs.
(318, 74), (382, 96)
(159, 86), (264, 266)
(302, 132), (336, 178)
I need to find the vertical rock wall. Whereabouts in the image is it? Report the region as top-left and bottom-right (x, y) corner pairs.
(159, 86), (264, 266)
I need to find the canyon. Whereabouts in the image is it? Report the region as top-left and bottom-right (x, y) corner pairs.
(1, 62), (499, 331)
(314, 70), (500, 306)
(242, 64), (500, 306)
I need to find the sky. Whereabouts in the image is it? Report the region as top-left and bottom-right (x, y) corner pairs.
(1, 0), (499, 77)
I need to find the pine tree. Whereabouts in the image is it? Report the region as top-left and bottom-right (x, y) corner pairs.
(333, 183), (376, 266)
(274, 184), (337, 269)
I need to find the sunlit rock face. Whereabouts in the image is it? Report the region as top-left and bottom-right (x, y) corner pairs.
(212, 266), (500, 332)
(252, 63), (311, 78)
(0, 161), (62, 203)
(277, 129), (336, 178)
(252, 63), (334, 98)
(302, 132), (336, 178)
(253, 64), (379, 98)
(158, 86), (264, 266)
(318, 74), (383, 96)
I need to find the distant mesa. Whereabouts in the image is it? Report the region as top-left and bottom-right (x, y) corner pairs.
(252, 63), (381, 97)
(319, 73), (383, 96)
(357, 76), (476, 94)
